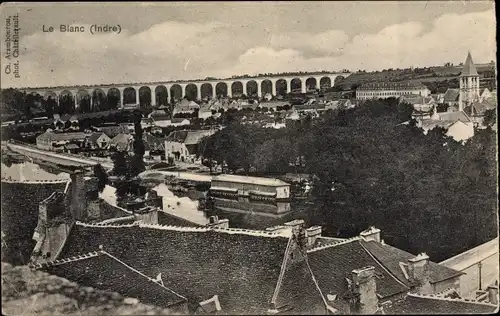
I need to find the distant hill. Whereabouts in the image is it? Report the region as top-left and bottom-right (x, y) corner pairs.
(337, 62), (496, 91)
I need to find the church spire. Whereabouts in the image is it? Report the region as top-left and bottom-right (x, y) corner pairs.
(461, 51), (479, 77)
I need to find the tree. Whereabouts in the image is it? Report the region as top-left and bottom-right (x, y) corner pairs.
(483, 109), (496, 127)
(93, 164), (108, 192)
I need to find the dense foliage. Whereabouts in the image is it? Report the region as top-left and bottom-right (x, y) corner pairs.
(201, 98), (497, 261)
(111, 114), (146, 204)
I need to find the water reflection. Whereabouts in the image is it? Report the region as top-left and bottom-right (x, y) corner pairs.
(1, 162), (70, 181)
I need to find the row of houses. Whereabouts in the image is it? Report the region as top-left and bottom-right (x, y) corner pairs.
(35, 129), (166, 158)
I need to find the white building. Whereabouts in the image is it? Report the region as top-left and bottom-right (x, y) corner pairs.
(417, 109), (474, 142)
(356, 81), (431, 100)
(210, 174), (291, 200)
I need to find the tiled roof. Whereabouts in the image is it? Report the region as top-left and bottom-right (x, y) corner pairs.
(37, 132), (89, 142)
(461, 52), (479, 77)
(109, 133), (132, 151)
(443, 89), (460, 103)
(470, 99), (496, 114)
(58, 222), (298, 314)
(437, 111), (472, 123)
(360, 240), (463, 286)
(384, 292), (498, 314)
(34, 251), (187, 309)
(307, 239), (409, 299)
(88, 132), (107, 144)
(97, 125), (129, 138)
(165, 130), (189, 143)
(184, 130), (217, 145)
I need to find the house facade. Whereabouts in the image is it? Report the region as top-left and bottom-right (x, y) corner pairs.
(210, 174), (291, 201)
(36, 131), (90, 152)
(356, 82), (431, 100)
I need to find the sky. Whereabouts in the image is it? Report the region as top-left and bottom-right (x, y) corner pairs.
(0, 1), (496, 88)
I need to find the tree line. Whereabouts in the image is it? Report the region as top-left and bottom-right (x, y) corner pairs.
(200, 98), (497, 261)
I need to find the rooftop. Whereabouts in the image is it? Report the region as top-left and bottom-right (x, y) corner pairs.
(440, 237), (499, 271)
(461, 52), (479, 77)
(212, 174), (290, 187)
(37, 132), (90, 142)
(384, 292), (498, 314)
(56, 221), (316, 314)
(360, 240), (463, 286)
(32, 250), (187, 309)
(443, 88), (460, 103)
(307, 238), (410, 299)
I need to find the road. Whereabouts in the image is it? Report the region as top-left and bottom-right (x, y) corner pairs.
(6, 142), (114, 170)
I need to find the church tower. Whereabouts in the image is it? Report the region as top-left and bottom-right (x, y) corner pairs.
(459, 52), (480, 113)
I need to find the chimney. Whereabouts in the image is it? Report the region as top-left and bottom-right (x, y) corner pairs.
(360, 226), (381, 243)
(134, 206), (158, 225)
(351, 266), (378, 314)
(487, 283), (498, 305)
(207, 216), (229, 229)
(283, 219), (305, 236)
(407, 253), (431, 292)
(305, 226), (322, 248)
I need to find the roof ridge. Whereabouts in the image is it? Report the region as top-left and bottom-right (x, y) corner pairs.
(306, 236), (361, 253)
(75, 221), (139, 228)
(407, 292), (498, 306)
(358, 240), (410, 290)
(29, 250), (102, 270)
(76, 221), (291, 238)
(101, 250), (188, 302)
(271, 235), (293, 304)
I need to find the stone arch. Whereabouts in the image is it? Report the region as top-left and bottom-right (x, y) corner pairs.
(107, 88), (120, 110)
(201, 83), (214, 100)
(170, 84), (183, 102)
(261, 80), (272, 96)
(155, 85), (168, 106)
(43, 91), (57, 101)
(123, 87), (137, 105)
(185, 83), (198, 101)
(334, 76), (345, 86)
(216, 82), (228, 98)
(92, 88), (107, 112)
(290, 78), (303, 93)
(275, 79), (287, 96)
(139, 86), (152, 108)
(246, 80), (258, 98)
(306, 77), (317, 92)
(58, 90), (75, 114)
(231, 81), (243, 97)
(76, 89), (92, 113)
(320, 77), (332, 91)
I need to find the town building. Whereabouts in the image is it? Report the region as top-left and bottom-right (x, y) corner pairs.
(86, 132), (111, 149)
(173, 99), (200, 115)
(164, 129), (218, 163)
(108, 133), (133, 152)
(356, 82), (431, 100)
(210, 174), (291, 201)
(93, 125), (130, 138)
(458, 52), (481, 113)
(440, 237), (499, 300)
(417, 109), (474, 142)
(36, 131), (90, 152)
